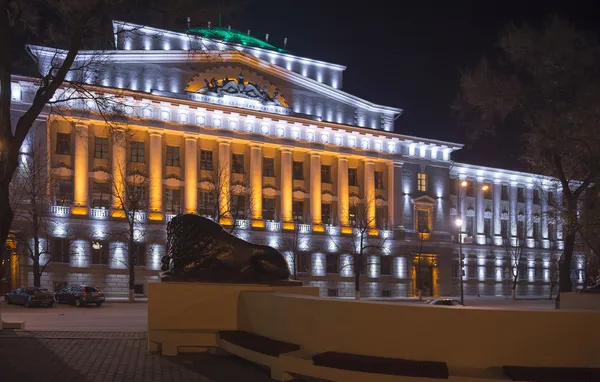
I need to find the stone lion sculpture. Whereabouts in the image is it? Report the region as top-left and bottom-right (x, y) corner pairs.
(160, 214), (294, 283)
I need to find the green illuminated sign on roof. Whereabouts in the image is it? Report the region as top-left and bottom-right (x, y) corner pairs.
(188, 27), (287, 53)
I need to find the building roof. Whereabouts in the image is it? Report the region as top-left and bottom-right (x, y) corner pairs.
(187, 26), (287, 53)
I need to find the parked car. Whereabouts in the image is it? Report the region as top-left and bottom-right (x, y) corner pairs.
(54, 285), (105, 307)
(425, 298), (463, 306)
(6, 287), (55, 307)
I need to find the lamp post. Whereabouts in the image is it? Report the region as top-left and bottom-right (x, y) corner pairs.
(455, 180), (489, 306)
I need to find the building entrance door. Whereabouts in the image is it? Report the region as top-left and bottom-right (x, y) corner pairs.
(413, 255), (436, 297)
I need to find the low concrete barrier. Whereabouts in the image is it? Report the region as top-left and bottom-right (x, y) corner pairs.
(147, 282), (318, 355)
(560, 292), (600, 310)
(238, 292), (600, 370)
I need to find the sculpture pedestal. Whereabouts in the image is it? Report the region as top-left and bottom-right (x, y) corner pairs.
(147, 281), (318, 355)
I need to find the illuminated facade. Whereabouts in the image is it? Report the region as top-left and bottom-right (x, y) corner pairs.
(8, 21), (582, 297)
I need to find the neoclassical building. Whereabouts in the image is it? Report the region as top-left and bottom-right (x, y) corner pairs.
(8, 21), (582, 297)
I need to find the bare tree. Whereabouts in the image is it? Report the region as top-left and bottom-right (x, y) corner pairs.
(328, 197), (387, 300)
(106, 128), (152, 302)
(10, 140), (74, 287)
(277, 216), (310, 280)
(454, 17), (600, 293)
(549, 255), (560, 300)
(502, 214), (531, 300)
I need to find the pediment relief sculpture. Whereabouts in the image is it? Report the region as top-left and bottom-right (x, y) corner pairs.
(188, 72), (289, 108)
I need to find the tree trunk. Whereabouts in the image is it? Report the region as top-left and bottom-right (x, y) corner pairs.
(128, 235), (136, 303)
(559, 231), (576, 293)
(512, 276), (517, 300)
(355, 255), (361, 300)
(32, 236), (41, 287)
(0, 185), (14, 263)
(549, 284), (554, 300)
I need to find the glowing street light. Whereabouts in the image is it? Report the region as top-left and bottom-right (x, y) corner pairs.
(455, 218), (463, 227)
(461, 180), (468, 187)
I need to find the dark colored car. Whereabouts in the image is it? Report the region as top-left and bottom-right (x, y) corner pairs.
(6, 287), (55, 307)
(54, 285), (105, 307)
(425, 298), (463, 306)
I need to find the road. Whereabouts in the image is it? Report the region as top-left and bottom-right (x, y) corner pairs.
(0, 296), (558, 332)
(0, 301), (147, 331)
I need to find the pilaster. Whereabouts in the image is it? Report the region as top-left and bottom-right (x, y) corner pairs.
(249, 144), (263, 225)
(73, 123), (89, 215)
(184, 135), (198, 214)
(309, 151), (322, 227)
(280, 147), (293, 225)
(148, 130), (163, 220)
(364, 159), (376, 229)
(338, 156), (349, 227)
(218, 139), (232, 224)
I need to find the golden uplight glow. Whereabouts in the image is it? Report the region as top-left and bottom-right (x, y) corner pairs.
(148, 212), (164, 221)
(312, 224), (325, 233)
(111, 209), (126, 218)
(251, 220), (265, 228)
(460, 180), (468, 187)
(341, 226), (353, 235)
(367, 228), (379, 237)
(71, 206), (88, 215)
(220, 217), (233, 226)
(282, 222), (295, 231)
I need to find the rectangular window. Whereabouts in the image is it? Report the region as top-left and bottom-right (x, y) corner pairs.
(517, 220), (525, 239)
(466, 182), (474, 197)
(164, 188), (181, 214)
(321, 165), (331, 183)
(198, 191), (214, 215)
(533, 222), (540, 239)
(166, 146), (180, 167)
(322, 203), (332, 225)
(292, 201), (304, 222)
(298, 252), (311, 274)
(517, 188), (525, 203)
(91, 241), (109, 265)
(231, 194), (247, 219)
(133, 243), (146, 266)
(94, 137), (109, 159)
(326, 254), (338, 274)
(533, 190), (540, 205)
(417, 172), (427, 192)
(417, 210), (429, 233)
(52, 238), (70, 263)
(327, 288), (338, 297)
(200, 150), (213, 170)
(452, 259), (460, 278)
(382, 289), (391, 297)
(349, 205), (358, 226)
(231, 154), (244, 174)
(450, 178), (457, 195)
(55, 179), (73, 206)
(348, 168), (358, 186)
(485, 263), (494, 279)
(263, 157), (275, 177)
(92, 182), (111, 209)
(466, 216), (474, 236)
(130, 141), (145, 163)
(56, 133), (71, 155)
(483, 185), (492, 199)
(501, 185), (509, 201)
(518, 262), (527, 280)
(376, 207), (384, 228)
(380, 256), (392, 276)
(263, 198), (275, 220)
(484, 218), (491, 238)
(548, 192), (555, 207)
(126, 185), (147, 210)
(292, 161), (303, 180)
(534, 264), (542, 280)
(501, 220), (508, 238)
(548, 223), (556, 241)
(468, 263), (476, 278)
(375, 171), (384, 189)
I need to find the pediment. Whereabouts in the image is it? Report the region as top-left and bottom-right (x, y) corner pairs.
(413, 195), (436, 204)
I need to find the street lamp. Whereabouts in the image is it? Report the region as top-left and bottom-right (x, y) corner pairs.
(454, 180), (489, 305)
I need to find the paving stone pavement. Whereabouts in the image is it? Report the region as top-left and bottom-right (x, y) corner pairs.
(0, 331), (301, 382)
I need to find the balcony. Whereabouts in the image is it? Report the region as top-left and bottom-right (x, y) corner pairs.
(90, 208), (109, 219)
(165, 213), (176, 223)
(50, 205), (70, 216)
(265, 221), (281, 232)
(235, 219), (250, 230)
(297, 223), (312, 233)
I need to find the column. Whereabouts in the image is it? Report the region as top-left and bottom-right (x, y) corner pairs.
(509, 182), (518, 238)
(476, 177), (485, 244)
(218, 139), (231, 222)
(387, 162), (395, 228)
(310, 152), (322, 225)
(364, 159), (376, 229)
(556, 190), (563, 242)
(493, 180), (502, 243)
(393, 161), (403, 229)
(111, 132), (127, 216)
(525, 185), (533, 238)
(458, 175), (466, 233)
(249, 144), (263, 222)
(541, 188), (549, 243)
(184, 135), (198, 214)
(148, 131), (163, 219)
(338, 156), (349, 227)
(280, 148), (293, 223)
(73, 123), (89, 214)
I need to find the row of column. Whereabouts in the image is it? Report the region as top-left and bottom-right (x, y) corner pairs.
(71, 125), (397, 228)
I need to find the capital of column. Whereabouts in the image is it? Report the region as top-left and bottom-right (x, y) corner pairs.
(249, 142), (263, 149)
(74, 122), (88, 129)
(525, 183), (534, 189)
(148, 128), (164, 137)
(308, 150), (322, 158)
(279, 145), (294, 153)
(392, 160), (403, 168)
(493, 178), (502, 184)
(510, 181), (518, 187)
(184, 133), (199, 141)
(364, 158), (375, 165)
(476, 177), (485, 183)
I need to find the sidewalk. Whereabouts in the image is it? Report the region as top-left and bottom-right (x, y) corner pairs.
(106, 297), (148, 303)
(0, 331), (281, 382)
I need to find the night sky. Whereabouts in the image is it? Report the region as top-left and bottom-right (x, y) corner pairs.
(212, 0), (600, 170)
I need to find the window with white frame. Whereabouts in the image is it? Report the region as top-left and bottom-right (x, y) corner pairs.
(417, 172), (427, 192)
